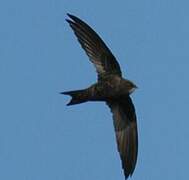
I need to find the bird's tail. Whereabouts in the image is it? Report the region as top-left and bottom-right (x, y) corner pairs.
(60, 89), (88, 106)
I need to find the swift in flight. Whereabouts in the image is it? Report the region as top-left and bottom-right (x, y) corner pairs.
(61, 14), (138, 179)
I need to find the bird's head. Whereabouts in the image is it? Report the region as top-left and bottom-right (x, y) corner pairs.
(124, 79), (138, 94)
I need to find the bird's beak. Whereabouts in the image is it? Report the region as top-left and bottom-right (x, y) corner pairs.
(135, 85), (138, 89)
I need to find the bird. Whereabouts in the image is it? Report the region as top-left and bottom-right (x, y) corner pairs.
(61, 13), (138, 179)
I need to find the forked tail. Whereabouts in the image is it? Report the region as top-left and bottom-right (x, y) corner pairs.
(60, 89), (88, 106)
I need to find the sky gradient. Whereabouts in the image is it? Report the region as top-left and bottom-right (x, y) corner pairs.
(0, 0), (189, 179)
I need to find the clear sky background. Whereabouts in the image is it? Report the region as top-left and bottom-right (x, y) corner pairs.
(0, 0), (189, 180)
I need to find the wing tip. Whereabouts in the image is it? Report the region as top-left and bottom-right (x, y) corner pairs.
(65, 18), (72, 24)
(65, 13), (73, 23)
(66, 13), (78, 22)
(123, 167), (136, 179)
(67, 13), (73, 18)
(123, 167), (132, 180)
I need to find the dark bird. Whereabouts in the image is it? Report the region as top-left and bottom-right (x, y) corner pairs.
(61, 14), (138, 179)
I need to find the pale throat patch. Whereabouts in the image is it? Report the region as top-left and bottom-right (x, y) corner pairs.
(129, 87), (136, 94)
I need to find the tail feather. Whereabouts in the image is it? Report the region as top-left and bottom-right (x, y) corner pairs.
(60, 89), (88, 106)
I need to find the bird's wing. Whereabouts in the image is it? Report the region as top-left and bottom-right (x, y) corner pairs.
(107, 96), (138, 179)
(66, 14), (122, 80)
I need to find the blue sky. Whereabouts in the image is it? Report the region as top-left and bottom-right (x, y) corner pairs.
(0, 0), (189, 179)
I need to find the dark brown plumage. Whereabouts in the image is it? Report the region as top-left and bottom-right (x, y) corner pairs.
(61, 13), (138, 179)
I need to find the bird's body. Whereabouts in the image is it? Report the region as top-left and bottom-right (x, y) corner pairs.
(62, 14), (139, 179)
(64, 76), (137, 105)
